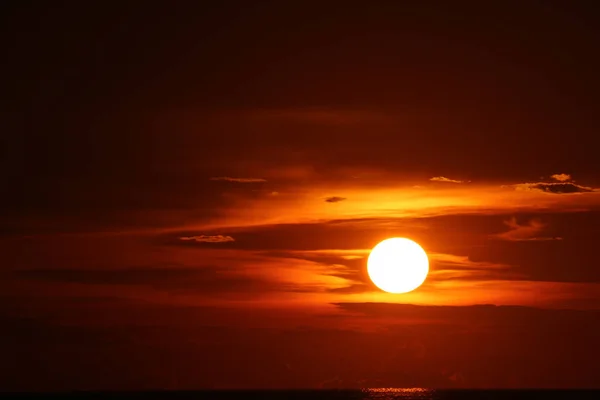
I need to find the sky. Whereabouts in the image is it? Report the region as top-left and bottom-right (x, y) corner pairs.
(1, 1), (599, 391)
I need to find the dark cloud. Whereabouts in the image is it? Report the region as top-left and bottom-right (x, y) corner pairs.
(209, 177), (267, 183)
(15, 267), (214, 286)
(332, 302), (600, 325)
(325, 196), (347, 203)
(13, 267), (289, 298)
(493, 217), (562, 241)
(179, 235), (235, 243)
(513, 182), (595, 194)
(164, 218), (426, 251)
(442, 211), (600, 283)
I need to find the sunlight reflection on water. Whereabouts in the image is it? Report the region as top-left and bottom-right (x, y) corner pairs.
(361, 388), (436, 399)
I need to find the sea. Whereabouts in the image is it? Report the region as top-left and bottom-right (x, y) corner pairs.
(2, 389), (599, 400)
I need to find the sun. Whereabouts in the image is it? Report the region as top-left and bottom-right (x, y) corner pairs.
(367, 237), (429, 294)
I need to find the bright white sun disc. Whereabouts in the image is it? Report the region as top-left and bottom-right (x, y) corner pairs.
(367, 237), (429, 294)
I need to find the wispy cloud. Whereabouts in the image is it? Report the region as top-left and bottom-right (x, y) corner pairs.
(325, 196), (347, 203)
(493, 217), (562, 241)
(179, 235), (235, 243)
(210, 177), (267, 183)
(259, 247), (519, 296)
(190, 179), (600, 232)
(551, 173), (572, 182)
(430, 176), (464, 183)
(7, 231), (600, 311)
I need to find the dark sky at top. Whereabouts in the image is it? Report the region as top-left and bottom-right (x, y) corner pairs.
(3, 1), (599, 223)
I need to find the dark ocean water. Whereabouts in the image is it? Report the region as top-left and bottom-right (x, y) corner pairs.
(2, 389), (599, 400)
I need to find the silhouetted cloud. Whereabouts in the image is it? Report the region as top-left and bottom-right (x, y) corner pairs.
(209, 177), (267, 183)
(13, 267), (282, 295)
(331, 302), (600, 323)
(429, 176), (463, 183)
(325, 196), (347, 203)
(551, 173), (572, 182)
(179, 235), (235, 243)
(494, 217), (562, 241)
(513, 182), (594, 194)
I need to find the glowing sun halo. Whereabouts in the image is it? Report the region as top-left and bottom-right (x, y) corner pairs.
(367, 237), (429, 294)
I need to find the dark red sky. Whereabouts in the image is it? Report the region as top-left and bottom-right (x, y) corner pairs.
(1, 1), (599, 391)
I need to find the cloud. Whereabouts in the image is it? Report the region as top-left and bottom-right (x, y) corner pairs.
(179, 235), (235, 243)
(209, 177), (267, 183)
(493, 217), (562, 241)
(513, 182), (594, 194)
(10, 167), (600, 235)
(11, 251), (351, 299)
(551, 173), (572, 182)
(166, 218), (425, 252)
(331, 302), (600, 323)
(12, 267), (280, 297)
(325, 196), (347, 203)
(192, 182), (600, 234)
(162, 209), (600, 288)
(257, 247), (519, 296)
(429, 176), (464, 183)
